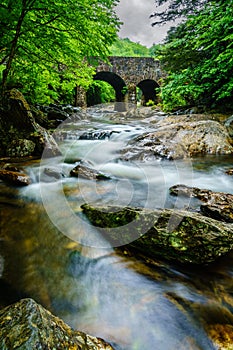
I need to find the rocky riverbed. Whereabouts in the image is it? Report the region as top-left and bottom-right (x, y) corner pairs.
(1, 90), (233, 349)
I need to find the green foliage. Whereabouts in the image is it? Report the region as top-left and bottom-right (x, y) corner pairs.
(157, 0), (233, 111)
(86, 80), (115, 106)
(0, 0), (120, 104)
(121, 86), (128, 95)
(146, 99), (155, 106)
(151, 0), (209, 25)
(110, 37), (151, 57)
(109, 37), (162, 59)
(148, 44), (163, 58)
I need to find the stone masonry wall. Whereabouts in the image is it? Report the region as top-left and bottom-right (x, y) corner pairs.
(96, 57), (164, 86)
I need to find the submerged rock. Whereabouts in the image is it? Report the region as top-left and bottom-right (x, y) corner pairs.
(170, 184), (233, 223)
(81, 203), (233, 264)
(70, 164), (111, 180)
(0, 298), (115, 349)
(0, 169), (30, 186)
(43, 167), (65, 180)
(122, 115), (233, 161)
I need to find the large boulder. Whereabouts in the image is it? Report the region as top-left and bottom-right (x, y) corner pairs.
(0, 89), (61, 158)
(37, 103), (85, 128)
(81, 203), (233, 264)
(6, 139), (36, 157)
(122, 115), (233, 161)
(0, 298), (115, 350)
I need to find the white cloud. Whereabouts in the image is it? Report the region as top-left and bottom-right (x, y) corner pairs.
(115, 0), (170, 47)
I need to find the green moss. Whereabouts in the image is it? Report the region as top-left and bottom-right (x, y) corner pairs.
(81, 204), (233, 264)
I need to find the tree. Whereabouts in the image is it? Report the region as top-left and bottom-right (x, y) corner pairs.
(155, 0), (233, 111)
(0, 0), (120, 103)
(150, 0), (210, 25)
(110, 37), (150, 57)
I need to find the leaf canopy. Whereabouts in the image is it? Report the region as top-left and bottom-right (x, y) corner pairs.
(0, 0), (120, 103)
(155, 0), (233, 111)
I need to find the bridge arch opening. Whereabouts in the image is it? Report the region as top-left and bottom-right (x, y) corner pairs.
(86, 80), (115, 106)
(137, 79), (160, 106)
(92, 71), (127, 111)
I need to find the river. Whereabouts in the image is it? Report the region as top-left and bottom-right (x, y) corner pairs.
(1, 104), (233, 349)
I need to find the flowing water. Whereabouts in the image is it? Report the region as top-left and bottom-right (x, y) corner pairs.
(1, 104), (233, 349)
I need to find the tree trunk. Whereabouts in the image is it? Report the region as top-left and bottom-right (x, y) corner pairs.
(1, 4), (27, 96)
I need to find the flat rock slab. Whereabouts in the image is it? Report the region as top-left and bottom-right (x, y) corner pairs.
(81, 204), (233, 264)
(0, 298), (114, 350)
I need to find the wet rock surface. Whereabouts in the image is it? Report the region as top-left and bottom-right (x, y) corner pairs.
(81, 203), (233, 264)
(79, 129), (113, 140)
(224, 114), (233, 138)
(0, 298), (115, 350)
(122, 114), (233, 161)
(37, 103), (86, 129)
(225, 168), (233, 175)
(0, 169), (30, 186)
(207, 324), (233, 350)
(70, 164), (111, 180)
(170, 184), (233, 223)
(43, 167), (65, 180)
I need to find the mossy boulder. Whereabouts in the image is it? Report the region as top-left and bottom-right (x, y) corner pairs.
(81, 204), (233, 264)
(6, 139), (36, 157)
(0, 298), (115, 350)
(0, 89), (61, 158)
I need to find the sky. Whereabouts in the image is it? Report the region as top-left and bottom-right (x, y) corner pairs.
(115, 0), (170, 47)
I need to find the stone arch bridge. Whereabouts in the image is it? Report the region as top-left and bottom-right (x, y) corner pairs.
(75, 56), (164, 110)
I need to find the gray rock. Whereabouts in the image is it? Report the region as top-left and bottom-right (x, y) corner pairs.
(0, 298), (115, 349)
(70, 164), (111, 180)
(122, 115), (233, 161)
(43, 167), (65, 180)
(170, 184), (233, 223)
(224, 115), (233, 137)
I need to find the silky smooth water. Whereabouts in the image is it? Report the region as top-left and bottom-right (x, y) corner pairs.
(1, 106), (233, 349)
